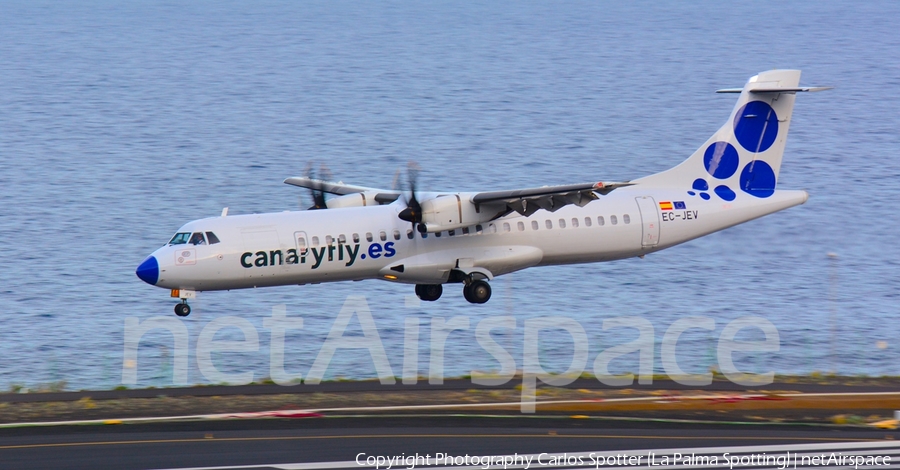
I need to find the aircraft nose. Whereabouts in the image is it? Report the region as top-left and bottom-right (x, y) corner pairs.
(136, 256), (159, 285)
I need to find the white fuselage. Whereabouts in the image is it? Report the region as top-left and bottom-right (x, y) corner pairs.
(144, 186), (807, 292)
(137, 70), (827, 311)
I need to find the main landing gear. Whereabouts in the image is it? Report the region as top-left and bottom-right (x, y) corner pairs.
(415, 284), (443, 302)
(414, 279), (491, 304)
(174, 301), (191, 317)
(463, 279), (491, 304)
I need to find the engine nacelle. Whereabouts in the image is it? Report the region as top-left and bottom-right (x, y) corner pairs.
(420, 193), (496, 233)
(325, 191), (381, 209)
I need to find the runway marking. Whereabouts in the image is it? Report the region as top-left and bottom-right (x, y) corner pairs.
(4, 390), (900, 429)
(0, 433), (884, 451)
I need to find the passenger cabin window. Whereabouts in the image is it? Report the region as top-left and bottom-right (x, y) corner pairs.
(189, 232), (206, 245)
(571, 218), (579, 228)
(517, 221), (525, 231)
(611, 215), (618, 225)
(502, 222), (510, 232)
(462, 227), (470, 235)
(312, 236), (320, 247)
(545, 220), (552, 229)
(584, 217), (592, 227)
(325, 235), (333, 245)
(205, 232), (221, 244)
(532, 220), (539, 230)
(366, 232), (373, 242)
(623, 214), (631, 224)
(169, 232), (190, 245)
(435, 231), (442, 238)
(393, 229), (401, 240)
(338, 234), (347, 244)
(448, 230), (455, 236)
(352, 233), (360, 243)
(297, 237), (307, 254)
(476, 225), (483, 234)
(488, 224), (497, 233)
(379, 231), (387, 242)
(598, 216), (605, 226)
(407, 229), (414, 240)
(559, 219), (566, 229)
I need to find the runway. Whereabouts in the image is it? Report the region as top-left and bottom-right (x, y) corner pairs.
(1, 415), (897, 470)
(5, 378), (900, 404)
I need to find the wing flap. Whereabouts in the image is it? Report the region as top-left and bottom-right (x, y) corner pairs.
(473, 181), (632, 218)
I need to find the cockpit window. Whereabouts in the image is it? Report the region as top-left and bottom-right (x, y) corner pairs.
(205, 232), (220, 245)
(189, 232), (206, 245)
(169, 232), (191, 245)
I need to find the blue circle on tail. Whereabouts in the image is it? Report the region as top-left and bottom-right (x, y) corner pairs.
(734, 101), (778, 153)
(703, 142), (739, 179)
(739, 160), (776, 198)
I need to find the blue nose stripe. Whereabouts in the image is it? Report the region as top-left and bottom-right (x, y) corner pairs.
(136, 256), (159, 285)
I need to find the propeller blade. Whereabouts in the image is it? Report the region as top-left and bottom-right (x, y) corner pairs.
(305, 162), (327, 210)
(398, 162), (424, 232)
(390, 169), (401, 191)
(319, 163), (334, 183)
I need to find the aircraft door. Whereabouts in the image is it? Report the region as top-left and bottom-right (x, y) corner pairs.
(635, 196), (660, 247)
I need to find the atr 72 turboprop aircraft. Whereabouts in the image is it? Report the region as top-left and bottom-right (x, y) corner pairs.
(137, 70), (829, 317)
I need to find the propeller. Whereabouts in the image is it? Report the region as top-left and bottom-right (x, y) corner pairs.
(397, 162), (427, 233)
(390, 168), (402, 192)
(304, 162), (328, 210)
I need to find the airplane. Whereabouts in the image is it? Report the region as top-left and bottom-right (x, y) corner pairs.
(136, 70), (830, 317)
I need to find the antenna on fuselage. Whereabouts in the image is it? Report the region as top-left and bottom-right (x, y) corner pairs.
(221, 207), (229, 217)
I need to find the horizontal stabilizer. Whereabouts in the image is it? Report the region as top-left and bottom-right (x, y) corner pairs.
(716, 86), (833, 94)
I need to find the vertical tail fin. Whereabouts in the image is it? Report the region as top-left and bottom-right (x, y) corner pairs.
(636, 70), (828, 201)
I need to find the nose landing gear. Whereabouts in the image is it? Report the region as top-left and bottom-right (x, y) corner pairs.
(174, 302), (191, 317)
(170, 289), (196, 317)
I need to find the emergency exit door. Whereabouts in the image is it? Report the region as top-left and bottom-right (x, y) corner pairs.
(635, 197), (660, 247)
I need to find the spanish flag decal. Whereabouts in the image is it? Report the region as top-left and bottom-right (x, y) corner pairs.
(659, 201), (674, 211)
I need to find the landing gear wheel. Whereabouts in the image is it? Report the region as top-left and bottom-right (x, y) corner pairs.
(174, 303), (191, 317)
(463, 284), (475, 303)
(415, 284), (443, 302)
(463, 280), (491, 304)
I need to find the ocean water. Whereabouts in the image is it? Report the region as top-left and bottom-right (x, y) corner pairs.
(1, 0), (899, 391)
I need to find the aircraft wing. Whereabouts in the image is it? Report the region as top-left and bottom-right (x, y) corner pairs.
(472, 181), (633, 217)
(283, 177), (402, 203)
(285, 176), (632, 215)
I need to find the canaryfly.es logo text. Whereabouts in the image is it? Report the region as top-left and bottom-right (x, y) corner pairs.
(240, 242), (396, 270)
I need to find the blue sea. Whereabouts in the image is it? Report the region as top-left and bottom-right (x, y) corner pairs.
(1, 0), (899, 391)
